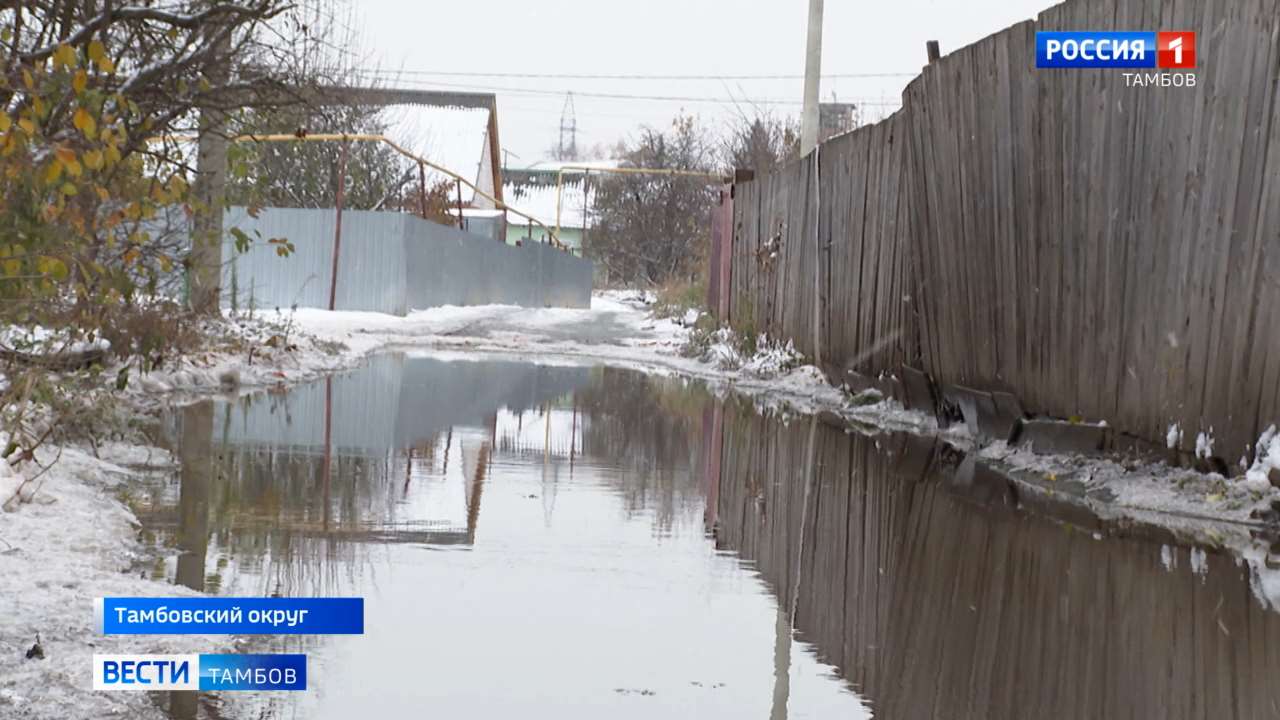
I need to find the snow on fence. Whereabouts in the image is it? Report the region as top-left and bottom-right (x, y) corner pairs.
(220, 207), (592, 316)
(721, 0), (1280, 468)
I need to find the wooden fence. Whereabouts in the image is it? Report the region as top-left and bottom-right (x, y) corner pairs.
(723, 0), (1280, 466)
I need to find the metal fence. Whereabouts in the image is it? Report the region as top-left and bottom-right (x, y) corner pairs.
(221, 206), (592, 315)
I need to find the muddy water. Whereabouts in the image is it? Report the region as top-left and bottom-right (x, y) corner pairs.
(136, 353), (1280, 719)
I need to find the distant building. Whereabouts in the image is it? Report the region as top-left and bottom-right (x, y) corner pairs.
(501, 159), (620, 252)
(819, 102), (858, 142)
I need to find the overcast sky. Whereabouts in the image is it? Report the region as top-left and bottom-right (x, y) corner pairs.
(348, 0), (1053, 166)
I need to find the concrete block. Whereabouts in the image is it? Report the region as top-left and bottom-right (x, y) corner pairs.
(1019, 418), (1109, 455)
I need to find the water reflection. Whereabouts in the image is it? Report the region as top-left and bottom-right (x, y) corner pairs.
(141, 356), (871, 719)
(135, 353), (1280, 720)
(713, 403), (1280, 719)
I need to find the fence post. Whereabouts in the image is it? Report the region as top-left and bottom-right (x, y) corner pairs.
(454, 179), (465, 230)
(418, 161), (427, 218)
(328, 138), (350, 311)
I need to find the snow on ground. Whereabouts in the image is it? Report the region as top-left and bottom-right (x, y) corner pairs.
(0, 442), (234, 719)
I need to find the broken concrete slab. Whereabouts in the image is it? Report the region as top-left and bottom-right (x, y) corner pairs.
(899, 364), (937, 416)
(1019, 418), (1109, 455)
(946, 385), (1021, 442)
(991, 391), (1027, 442)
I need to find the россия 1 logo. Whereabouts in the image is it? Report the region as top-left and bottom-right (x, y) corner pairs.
(1036, 31), (1195, 69)
(1036, 31), (1195, 88)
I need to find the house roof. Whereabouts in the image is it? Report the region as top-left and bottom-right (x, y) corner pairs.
(501, 179), (592, 229)
(388, 105), (494, 205)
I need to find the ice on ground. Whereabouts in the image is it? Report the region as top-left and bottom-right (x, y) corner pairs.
(1167, 423), (1182, 449)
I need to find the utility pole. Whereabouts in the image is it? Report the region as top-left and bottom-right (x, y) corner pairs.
(190, 31), (230, 314)
(800, 0), (824, 156)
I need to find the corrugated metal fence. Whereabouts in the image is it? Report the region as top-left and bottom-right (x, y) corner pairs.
(721, 0), (1280, 467)
(222, 207), (592, 315)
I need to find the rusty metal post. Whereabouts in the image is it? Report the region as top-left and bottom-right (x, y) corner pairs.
(328, 139), (350, 311)
(418, 160), (427, 218)
(454, 178), (465, 230)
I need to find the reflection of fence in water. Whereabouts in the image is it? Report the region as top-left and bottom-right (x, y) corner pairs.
(713, 406), (1280, 719)
(493, 406), (584, 460)
(149, 356), (592, 596)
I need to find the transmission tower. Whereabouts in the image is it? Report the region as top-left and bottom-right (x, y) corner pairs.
(558, 92), (578, 161)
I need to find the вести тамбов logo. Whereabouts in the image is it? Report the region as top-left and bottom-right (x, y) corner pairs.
(1036, 30), (1197, 87)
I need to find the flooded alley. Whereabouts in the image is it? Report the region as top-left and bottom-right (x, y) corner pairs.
(134, 354), (1280, 719)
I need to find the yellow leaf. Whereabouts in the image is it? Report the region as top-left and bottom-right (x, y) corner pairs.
(45, 160), (63, 183)
(96, 56), (115, 74)
(21, 70), (32, 90)
(3, 259), (20, 277)
(158, 255), (172, 273)
(72, 70), (87, 94)
(17, 118), (33, 135)
(122, 248), (139, 266)
(87, 40), (106, 62)
(73, 108), (96, 138)
(63, 158), (82, 177)
(53, 44), (76, 69)
(0, 113), (9, 132)
(95, 185), (109, 201)
(104, 145), (121, 165)
(83, 149), (104, 170)
(61, 182), (78, 196)
(40, 256), (68, 280)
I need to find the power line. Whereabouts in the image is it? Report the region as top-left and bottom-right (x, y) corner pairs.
(348, 74), (903, 108)
(354, 68), (915, 81)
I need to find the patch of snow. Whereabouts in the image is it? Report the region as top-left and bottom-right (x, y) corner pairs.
(1166, 423), (1182, 449)
(1160, 545), (1175, 571)
(1195, 429), (1215, 459)
(0, 442), (231, 719)
(1243, 424), (1280, 492)
(0, 324), (111, 355)
(740, 336), (803, 378)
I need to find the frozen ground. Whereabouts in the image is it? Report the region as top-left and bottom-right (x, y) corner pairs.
(5, 290), (1280, 718)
